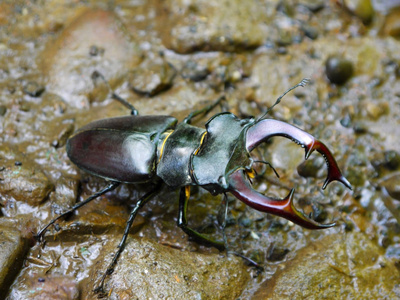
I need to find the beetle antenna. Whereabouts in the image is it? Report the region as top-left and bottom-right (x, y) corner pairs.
(221, 193), (229, 250)
(253, 160), (280, 178)
(91, 71), (139, 115)
(258, 78), (310, 121)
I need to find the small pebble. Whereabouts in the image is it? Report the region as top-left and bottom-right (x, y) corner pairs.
(382, 174), (400, 201)
(325, 56), (354, 85)
(23, 81), (45, 97)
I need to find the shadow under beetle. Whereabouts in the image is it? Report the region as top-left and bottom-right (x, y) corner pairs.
(36, 76), (352, 294)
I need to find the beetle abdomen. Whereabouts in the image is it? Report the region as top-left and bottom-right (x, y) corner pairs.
(67, 115), (177, 183)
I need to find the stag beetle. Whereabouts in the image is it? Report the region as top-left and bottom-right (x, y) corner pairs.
(36, 75), (351, 294)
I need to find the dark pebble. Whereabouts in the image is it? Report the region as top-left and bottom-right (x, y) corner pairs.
(384, 150), (400, 170)
(301, 0), (325, 13)
(302, 25), (319, 40)
(382, 174), (400, 201)
(340, 113), (352, 128)
(181, 60), (209, 82)
(267, 244), (289, 262)
(89, 45), (104, 56)
(297, 157), (324, 178)
(23, 81), (45, 97)
(276, 47), (288, 55)
(0, 105), (6, 116)
(325, 56), (354, 85)
(353, 122), (367, 134)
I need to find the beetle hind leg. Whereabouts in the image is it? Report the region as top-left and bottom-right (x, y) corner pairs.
(36, 181), (120, 243)
(177, 186), (225, 251)
(94, 182), (162, 295)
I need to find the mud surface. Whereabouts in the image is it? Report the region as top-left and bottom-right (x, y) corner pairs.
(1, 0), (400, 299)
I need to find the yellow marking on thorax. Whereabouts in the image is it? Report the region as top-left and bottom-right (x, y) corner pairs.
(158, 130), (174, 162)
(194, 132), (207, 155)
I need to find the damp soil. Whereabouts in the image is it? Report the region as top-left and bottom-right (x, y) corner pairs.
(1, 0), (400, 299)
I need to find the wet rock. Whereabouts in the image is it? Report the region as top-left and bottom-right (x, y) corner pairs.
(352, 121), (368, 134)
(84, 238), (249, 299)
(50, 122), (74, 148)
(344, 0), (374, 25)
(23, 81), (45, 97)
(0, 225), (29, 297)
(297, 157), (325, 178)
(0, 146), (54, 206)
(181, 60), (210, 82)
(366, 101), (388, 120)
(41, 195), (143, 241)
(269, 139), (305, 177)
(266, 244), (289, 262)
(382, 174), (400, 201)
(301, 25), (319, 40)
(340, 113), (352, 128)
(158, 0), (268, 53)
(128, 58), (177, 96)
(386, 244), (400, 267)
(382, 8), (400, 38)
(39, 9), (142, 108)
(8, 274), (79, 300)
(41, 92), (67, 116)
(325, 55), (354, 85)
(300, 0), (326, 13)
(0, 105), (6, 116)
(253, 232), (400, 299)
(384, 150), (400, 170)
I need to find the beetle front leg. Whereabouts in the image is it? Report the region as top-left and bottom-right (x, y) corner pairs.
(177, 186), (225, 251)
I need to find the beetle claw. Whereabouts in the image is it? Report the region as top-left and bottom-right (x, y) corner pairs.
(303, 139), (352, 190)
(229, 170), (335, 229)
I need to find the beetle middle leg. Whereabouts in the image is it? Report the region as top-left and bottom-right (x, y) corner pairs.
(177, 186), (225, 251)
(94, 182), (162, 295)
(183, 95), (226, 124)
(91, 70), (139, 115)
(36, 181), (120, 242)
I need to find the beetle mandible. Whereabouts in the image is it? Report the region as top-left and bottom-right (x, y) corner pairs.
(36, 75), (351, 294)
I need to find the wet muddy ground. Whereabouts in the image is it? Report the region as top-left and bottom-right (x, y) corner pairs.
(1, 0), (400, 299)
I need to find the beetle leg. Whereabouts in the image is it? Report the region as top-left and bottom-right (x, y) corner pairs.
(246, 119), (352, 190)
(183, 95), (226, 124)
(94, 182), (162, 295)
(228, 170), (334, 229)
(177, 186), (225, 250)
(36, 181), (120, 243)
(91, 70), (139, 115)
